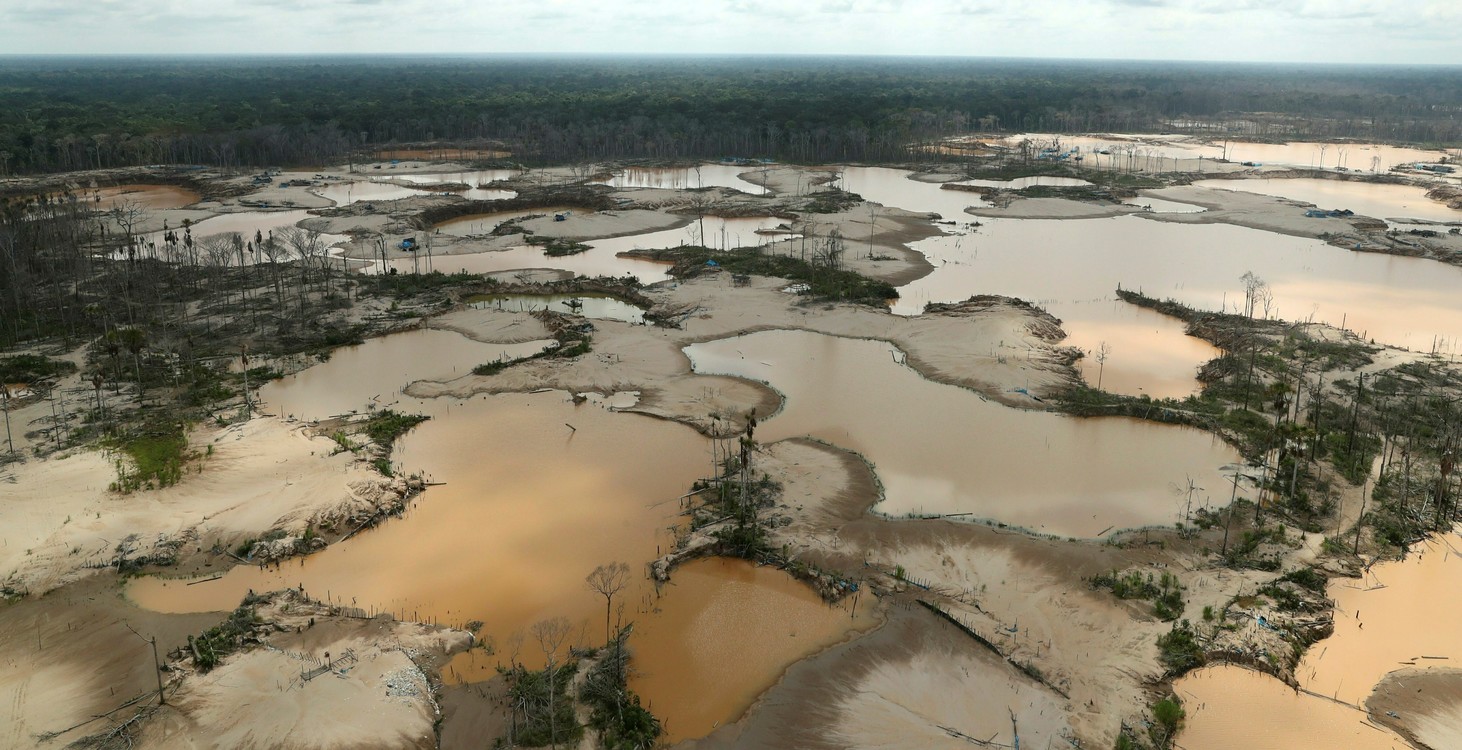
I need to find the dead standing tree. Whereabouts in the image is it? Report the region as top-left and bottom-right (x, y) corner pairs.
(585, 562), (631, 647)
(531, 616), (572, 750)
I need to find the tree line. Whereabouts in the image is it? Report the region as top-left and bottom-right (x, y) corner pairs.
(2, 56), (1459, 174)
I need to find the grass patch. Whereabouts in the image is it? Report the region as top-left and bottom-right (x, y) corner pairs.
(0, 354), (77, 383)
(1156, 620), (1205, 675)
(111, 421), (189, 492)
(626, 245), (897, 305)
(363, 410), (429, 446)
(191, 597), (262, 671)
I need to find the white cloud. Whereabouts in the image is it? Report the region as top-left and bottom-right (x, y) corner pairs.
(0, 0), (1456, 63)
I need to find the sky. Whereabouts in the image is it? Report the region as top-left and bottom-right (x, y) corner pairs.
(2, 0), (1460, 65)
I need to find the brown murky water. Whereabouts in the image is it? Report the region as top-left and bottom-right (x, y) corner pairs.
(1001, 133), (1451, 172)
(312, 180), (427, 206)
(598, 165), (771, 195)
(128, 327), (883, 740)
(123, 209), (351, 265)
(832, 167), (1214, 397)
(894, 215), (1462, 377)
(396, 169), (519, 201)
(955, 176), (1092, 189)
(835, 167), (989, 219)
(628, 557), (875, 743)
(686, 330), (1238, 537)
(1298, 532), (1462, 707)
(128, 391), (704, 675)
(1179, 533), (1462, 747)
(258, 328), (551, 421)
(1193, 177), (1462, 223)
(83, 184), (200, 210)
(1175, 665), (1410, 749)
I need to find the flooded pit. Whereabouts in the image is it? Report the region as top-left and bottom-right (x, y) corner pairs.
(467, 293), (646, 324)
(127, 326), (879, 740)
(258, 328), (552, 421)
(1175, 665), (1409, 750)
(893, 215), (1462, 387)
(955, 176), (1092, 189)
(1002, 134), (1451, 173)
(597, 164), (771, 195)
(117, 209), (351, 265)
(312, 180), (429, 206)
(629, 557), (876, 743)
(1179, 532), (1462, 748)
(1192, 177), (1462, 224)
(686, 329), (1238, 537)
(835, 167), (989, 219)
(1298, 532), (1462, 707)
(128, 388), (707, 678)
(395, 169), (519, 201)
(82, 184), (200, 210)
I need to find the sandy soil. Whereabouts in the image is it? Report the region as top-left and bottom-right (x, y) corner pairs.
(1138, 184), (1363, 240)
(968, 196), (1139, 220)
(739, 166), (839, 196)
(0, 575), (221, 749)
(779, 205), (939, 286)
(682, 607), (1069, 750)
(135, 589), (471, 750)
(0, 417), (403, 594)
(517, 208), (689, 242)
(1369, 668), (1462, 750)
(404, 274), (1075, 436)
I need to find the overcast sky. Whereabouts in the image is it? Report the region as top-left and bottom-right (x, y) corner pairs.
(3, 0), (1459, 65)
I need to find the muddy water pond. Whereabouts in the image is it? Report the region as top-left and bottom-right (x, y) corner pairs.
(895, 215), (1462, 381)
(1192, 177), (1462, 224)
(955, 176), (1092, 189)
(1003, 133), (1452, 172)
(835, 167), (989, 219)
(629, 557), (876, 743)
(467, 293), (645, 324)
(1175, 665), (1410, 750)
(312, 180), (428, 206)
(1179, 532), (1462, 748)
(395, 169), (519, 201)
(127, 209), (350, 264)
(129, 326), (873, 742)
(129, 390), (705, 674)
(258, 328), (551, 421)
(380, 216), (786, 282)
(83, 184), (200, 210)
(686, 329), (1237, 537)
(598, 164), (770, 195)
(1298, 532), (1462, 706)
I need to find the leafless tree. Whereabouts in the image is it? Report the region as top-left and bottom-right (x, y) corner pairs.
(585, 562), (631, 646)
(531, 616), (572, 749)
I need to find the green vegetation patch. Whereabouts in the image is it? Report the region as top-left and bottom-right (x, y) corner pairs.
(0, 354), (77, 384)
(111, 421), (190, 492)
(628, 245), (897, 305)
(363, 410), (429, 446)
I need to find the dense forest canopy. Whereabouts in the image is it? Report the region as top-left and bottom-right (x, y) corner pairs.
(1, 55), (1460, 173)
